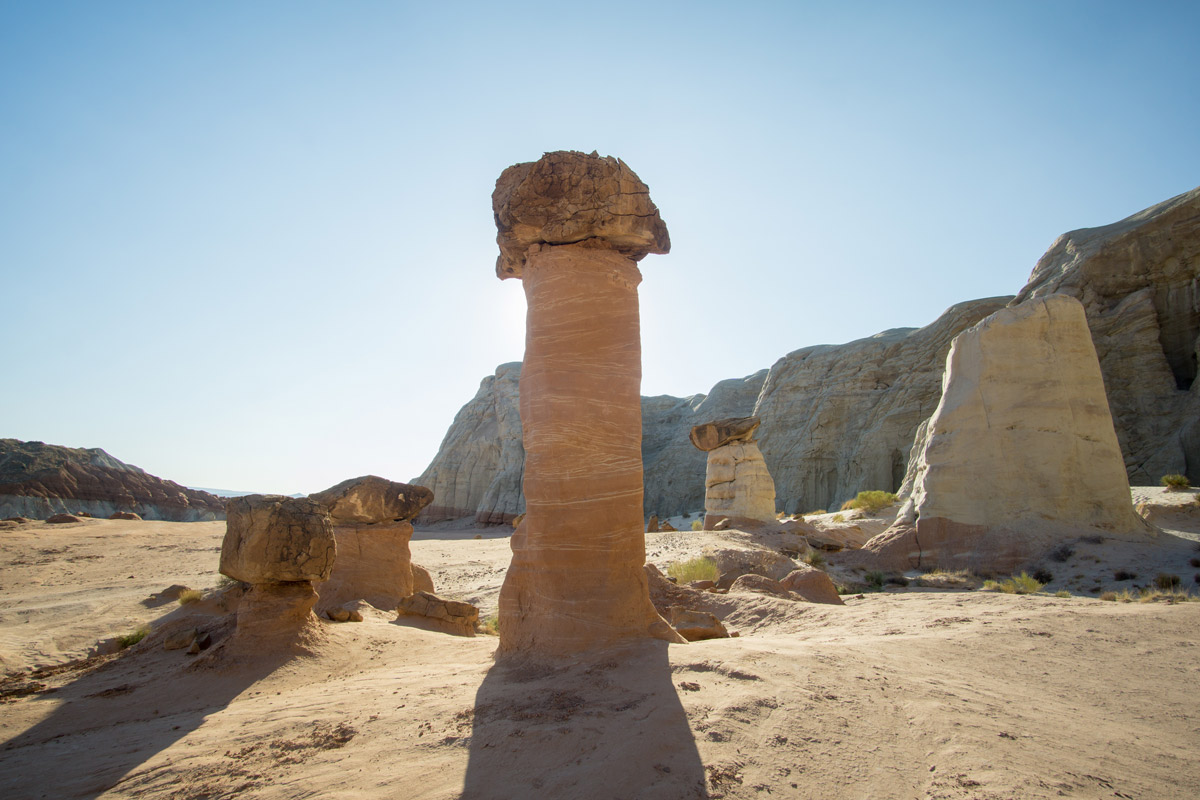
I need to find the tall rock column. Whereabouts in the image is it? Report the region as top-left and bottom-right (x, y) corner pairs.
(493, 151), (683, 656)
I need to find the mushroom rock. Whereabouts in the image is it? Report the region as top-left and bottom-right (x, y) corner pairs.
(493, 150), (683, 657)
(857, 294), (1156, 573)
(308, 476), (434, 613)
(219, 495), (336, 649)
(691, 417), (777, 530)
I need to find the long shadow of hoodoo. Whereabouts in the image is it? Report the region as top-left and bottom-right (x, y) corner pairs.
(463, 640), (708, 800)
(0, 599), (289, 800)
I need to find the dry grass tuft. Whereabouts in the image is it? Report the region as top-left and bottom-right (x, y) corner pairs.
(691, 519), (703, 531)
(982, 572), (1044, 595)
(667, 557), (718, 584)
(1161, 473), (1190, 490)
(839, 491), (898, 514)
(178, 589), (204, 605)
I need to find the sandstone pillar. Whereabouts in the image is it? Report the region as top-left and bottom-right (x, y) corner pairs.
(493, 151), (682, 656)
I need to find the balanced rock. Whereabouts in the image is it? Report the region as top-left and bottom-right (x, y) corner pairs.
(309, 476), (433, 613)
(859, 294), (1155, 572)
(219, 495), (336, 652)
(493, 151), (682, 657)
(692, 418), (777, 530)
(309, 475), (432, 524)
(220, 495), (336, 585)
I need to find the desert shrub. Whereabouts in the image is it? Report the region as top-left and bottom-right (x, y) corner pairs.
(178, 589), (204, 605)
(1195, 573), (1200, 585)
(805, 551), (826, 569)
(1114, 589), (1135, 602)
(691, 519), (703, 531)
(984, 572), (1044, 595)
(864, 571), (886, 591)
(840, 491), (898, 514)
(1154, 573), (1181, 590)
(1189, 557), (1200, 568)
(886, 575), (909, 587)
(117, 624), (150, 650)
(1100, 591), (1117, 601)
(682, 511), (690, 518)
(776, 511), (786, 520)
(1032, 568), (1054, 584)
(1048, 543), (1075, 563)
(1054, 590), (1070, 598)
(1161, 473), (1190, 490)
(217, 574), (240, 589)
(478, 615), (500, 636)
(667, 557), (718, 584)
(831, 513), (845, 523)
(1113, 569), (1137, 582)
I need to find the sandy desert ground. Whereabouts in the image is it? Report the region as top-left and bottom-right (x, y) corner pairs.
(1, 490), (1199, 799)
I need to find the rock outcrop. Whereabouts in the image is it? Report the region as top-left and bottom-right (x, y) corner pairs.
(219, 495), (336, 649)
(691, 417), (777, 529)
(493, 151), (682, 657)
(1011, 185), (1200, 483)
(0, 439), (225, 521)
(309, 476), (433, 613)
(396, 591), (479, 636)
(857, 295), (1155, 573)
(417, 184), (1200, 519)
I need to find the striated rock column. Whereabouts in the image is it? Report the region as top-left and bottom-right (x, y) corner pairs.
(690, 417), (778, 529)
(493, 151), (683, 656)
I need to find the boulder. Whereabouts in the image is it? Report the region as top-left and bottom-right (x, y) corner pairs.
(45, 513), (81, 524)
(779, 566), (843, 605)
(397, 591), (479, 636)
(411, 563), (435, 594)
(705, 546), (798, 585)
(108, 511), (141, 521)
(859, 294), (1155, 573)
(647, 515), (659, 533)
(219, 495), (336, 585)
(493, 151), (682, 657)
(729, 574), (787, 597)
(689, 417), (761, 451)
(309, 475), (432, 524)
(667, 607), (728, 641)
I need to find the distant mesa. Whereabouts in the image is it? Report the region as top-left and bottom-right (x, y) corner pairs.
(0, 438), (225, 522)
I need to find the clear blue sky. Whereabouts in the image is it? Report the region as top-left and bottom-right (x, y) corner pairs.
(2, 1), (1197, 494)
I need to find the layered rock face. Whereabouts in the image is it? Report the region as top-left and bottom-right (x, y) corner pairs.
(310, 476), (433, 613)
(219, 495), (336, 648)
(493, 151), (682, 657)
(860, 295), (1154, 572)
(0, 438), (225, 521)
(691, 417), (778, 528)
(1012, 186), (1200, 483)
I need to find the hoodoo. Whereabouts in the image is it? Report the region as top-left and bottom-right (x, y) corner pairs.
(492, 151), (683, 656)
(690, 416), (778, 529)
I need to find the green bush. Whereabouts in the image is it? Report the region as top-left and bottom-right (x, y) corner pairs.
(864, 571), (886, 591)
(691, 519), (703, 531)
(840, 491), (898, 514)
(1162, 473), (1190, 490)
(805, 551), (826, 569)
(478, 615), (500, 636)
(667, 557), (718, 584)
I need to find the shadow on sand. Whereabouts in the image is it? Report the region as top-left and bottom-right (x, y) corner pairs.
(0, 603), (292, 799)
(462, 639), (709, 800)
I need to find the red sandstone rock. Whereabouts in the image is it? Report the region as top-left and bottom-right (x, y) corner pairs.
(316, 520), (415, 612)
(493, 151), (682, 657)
(309, 475), (432, 524)
(46, 513), (82, 524)
(779, 566), (844, 605)
(220, 495), (336, 585)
